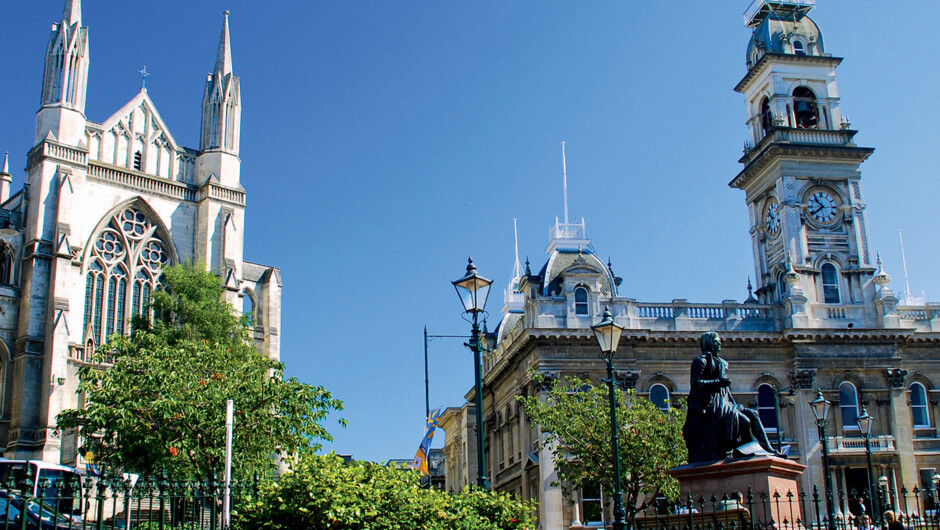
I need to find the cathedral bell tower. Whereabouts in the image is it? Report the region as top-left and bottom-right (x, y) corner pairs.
(195, 12), (244, 300)
(731, 1), (878, 327)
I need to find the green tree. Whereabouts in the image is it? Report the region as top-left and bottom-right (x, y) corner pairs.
(58, 264), (344, 480)
(518, 374), (687, 521)
(236, 453), (536, 529)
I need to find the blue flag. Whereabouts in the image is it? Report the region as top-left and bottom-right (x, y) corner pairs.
(411, 407), (442, 474)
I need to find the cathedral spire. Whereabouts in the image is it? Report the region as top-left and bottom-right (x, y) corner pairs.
(200, 11), (241, 158)
(36, 0), (89, 144)
(199, 11), (241, 185)
(62, 0), (81, 27)
(215, 11), (233, 77)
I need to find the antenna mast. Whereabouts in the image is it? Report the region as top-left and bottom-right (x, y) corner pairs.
(511, 218), (522, 284)
(899, 230), (913, 303)
(562, 141), (569, 224)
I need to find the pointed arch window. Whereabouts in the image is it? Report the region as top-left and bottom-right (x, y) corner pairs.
(840, 382), (860, 430)
(821, 263), (841, 304)
(757, 384), (778, 431)
(911, 383), (930, 428)
(0, 243), (13, 285)
(574, 287), (589, 316)
(242, 291), (255, 327)
(83, 207), (171, 347)
(776, 272), (787, 302)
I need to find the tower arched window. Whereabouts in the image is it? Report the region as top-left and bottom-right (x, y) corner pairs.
(760, 97), (772, 137)
(840, 382), (860, 430)
(649, 384), (670, 412)
(574, 287), (589, 316)
(83, 207), (171, 347)
(792, 40), (806, 55)
(911, 382), (930, 428)
(792, 86), (819, 129)
(757, 384), (778, 431)
(0, 243), (13, 285)
(776, 272), (787, 302)
(821, 263), (841, 304)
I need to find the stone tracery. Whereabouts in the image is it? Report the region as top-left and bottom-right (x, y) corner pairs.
(83, 206), (170, 347)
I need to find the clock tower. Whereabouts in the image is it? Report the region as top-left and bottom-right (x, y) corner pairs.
(731, 1), (881, 327)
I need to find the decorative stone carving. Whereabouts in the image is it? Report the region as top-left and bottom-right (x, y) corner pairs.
(788, 369), (817, 390)
(616, 370), (640, 390)
(885, 368), (909, 388)
(535, 371), (558, 392)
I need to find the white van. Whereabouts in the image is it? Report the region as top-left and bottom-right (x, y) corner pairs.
(0, 460), (83, 521)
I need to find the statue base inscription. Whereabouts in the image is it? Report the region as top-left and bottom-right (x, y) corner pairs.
(670, 455), (806, 527)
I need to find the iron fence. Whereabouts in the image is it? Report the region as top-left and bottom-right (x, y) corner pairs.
(634, 484), (940, 530)
(0, 474), (257, 530)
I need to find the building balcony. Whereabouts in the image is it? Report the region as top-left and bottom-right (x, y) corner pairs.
(829, 434), (896, 454)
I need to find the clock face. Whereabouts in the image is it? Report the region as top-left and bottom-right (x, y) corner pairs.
(807, 190), (839, 224)
(764, 200), (781, 236)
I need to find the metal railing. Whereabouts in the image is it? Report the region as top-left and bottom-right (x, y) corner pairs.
(744, 0), (816, 27)
(633, 482), (940, 530)
(0, 473), (255, 530)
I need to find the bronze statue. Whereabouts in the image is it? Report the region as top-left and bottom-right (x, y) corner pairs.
(682, 331), (782, 463)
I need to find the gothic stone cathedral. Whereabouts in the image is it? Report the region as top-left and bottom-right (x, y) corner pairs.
(0, 1), (281, 464)
(439, 2), (940, 528)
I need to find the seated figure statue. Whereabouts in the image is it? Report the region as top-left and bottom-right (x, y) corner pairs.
(682, 331), (782, 463)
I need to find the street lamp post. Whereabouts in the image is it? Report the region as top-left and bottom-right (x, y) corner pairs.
(592, 307), (626, 530)
(452, 257), (493, 490)
(879, 476), (890, 514)
(810, 390), (837, 530)
(858, 407), (878, 519)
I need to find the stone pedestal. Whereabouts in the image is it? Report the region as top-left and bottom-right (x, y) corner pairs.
(670, 456), (807, 527)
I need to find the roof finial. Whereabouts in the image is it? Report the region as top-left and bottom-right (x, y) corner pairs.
(874, 252), (892, 287)
(1, 153), (9, 175)
(524, 257), (531, 276)
(215, 10), (233, 77)
(561, 141), (569, 225)
(139, 66), (151, 89)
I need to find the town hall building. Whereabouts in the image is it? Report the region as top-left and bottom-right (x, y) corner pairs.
(0, 0), (281, 465)
(440, 1), (940, 528)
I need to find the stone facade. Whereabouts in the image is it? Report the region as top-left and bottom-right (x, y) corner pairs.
(0, 1), (281, 465)
(441, 3), (940, 528)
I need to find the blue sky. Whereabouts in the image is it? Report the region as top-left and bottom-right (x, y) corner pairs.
(2, 1), (938, 463)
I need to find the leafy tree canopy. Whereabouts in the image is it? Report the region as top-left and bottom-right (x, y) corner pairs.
(236, 453), (536, 530)
(518, 374), (687, 520)
(58, 264), (344, 480)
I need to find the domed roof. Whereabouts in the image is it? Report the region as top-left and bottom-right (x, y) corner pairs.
(496, 312), (523, 347)
(539, 248), (614, 297)
(746, 13), (825, 69)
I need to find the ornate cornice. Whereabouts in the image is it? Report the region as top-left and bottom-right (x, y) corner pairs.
(735, 53), (844, 93)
